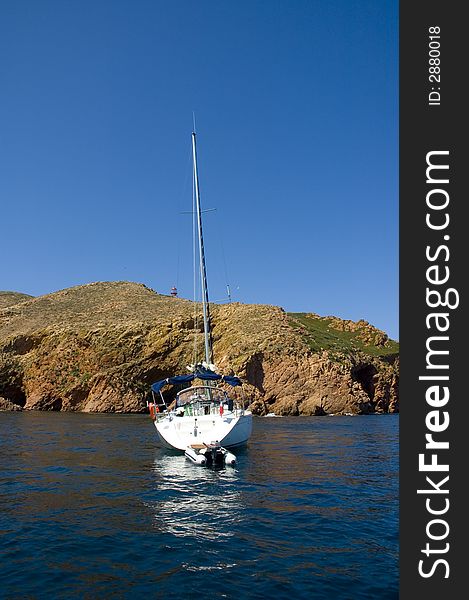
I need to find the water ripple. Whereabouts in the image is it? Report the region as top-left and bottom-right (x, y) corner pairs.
(0, 412), (398, 599)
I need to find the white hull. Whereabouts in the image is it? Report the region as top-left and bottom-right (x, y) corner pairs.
(154, 411), (252, 451)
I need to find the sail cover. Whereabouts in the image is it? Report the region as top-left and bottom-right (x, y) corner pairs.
(151, 369), (241, 393)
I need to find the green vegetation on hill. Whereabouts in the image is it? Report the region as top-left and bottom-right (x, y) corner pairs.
(288, 312), (399, 359)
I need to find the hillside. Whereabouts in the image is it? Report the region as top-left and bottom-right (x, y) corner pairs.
(0, 291), (34, 309)
(0, 281), (398, 415)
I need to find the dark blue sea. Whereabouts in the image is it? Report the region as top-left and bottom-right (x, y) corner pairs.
(0, 413), (398, 599)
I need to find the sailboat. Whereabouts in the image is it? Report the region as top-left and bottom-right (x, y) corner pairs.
(148, 130), (253, 466)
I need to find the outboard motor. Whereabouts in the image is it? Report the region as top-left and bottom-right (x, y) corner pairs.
(206, 441), (223, 467)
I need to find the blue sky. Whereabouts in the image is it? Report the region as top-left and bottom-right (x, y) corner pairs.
(0, 0), (398, 339)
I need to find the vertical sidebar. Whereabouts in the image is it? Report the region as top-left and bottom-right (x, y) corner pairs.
(400, 2), (465, 597)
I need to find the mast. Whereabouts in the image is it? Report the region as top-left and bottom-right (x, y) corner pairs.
(192, 131), (213, 365)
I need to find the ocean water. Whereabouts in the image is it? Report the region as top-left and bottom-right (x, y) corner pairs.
(0, 412), (398, 599)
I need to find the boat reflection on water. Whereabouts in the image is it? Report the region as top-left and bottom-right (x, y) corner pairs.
(148, 452), (244, 541)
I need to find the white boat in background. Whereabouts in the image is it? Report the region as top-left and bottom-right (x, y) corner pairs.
(148, 130), (252, 463)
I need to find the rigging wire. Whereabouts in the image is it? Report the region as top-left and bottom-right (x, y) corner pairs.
(174, 146), (193, 292)
(214, 208), (233, 303)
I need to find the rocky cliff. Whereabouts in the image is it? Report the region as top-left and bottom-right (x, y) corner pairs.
(0, 282), (399, 415)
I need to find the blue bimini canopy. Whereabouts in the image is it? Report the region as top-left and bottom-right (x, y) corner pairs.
(151, 368), (241, 393)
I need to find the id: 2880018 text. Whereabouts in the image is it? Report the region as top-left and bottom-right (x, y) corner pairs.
(428, 26), (441, 106)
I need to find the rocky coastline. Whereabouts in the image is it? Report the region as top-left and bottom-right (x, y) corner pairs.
(0, 282), (399, 416)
